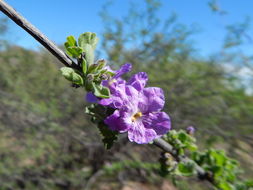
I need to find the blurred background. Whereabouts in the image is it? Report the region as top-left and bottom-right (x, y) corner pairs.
(0, 0), (252, 189)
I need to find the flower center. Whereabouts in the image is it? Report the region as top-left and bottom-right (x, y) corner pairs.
(108, 79), (117, 86)
(131, 112), (143, 122)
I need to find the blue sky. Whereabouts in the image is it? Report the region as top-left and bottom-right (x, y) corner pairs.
(1, 0), (253, 56)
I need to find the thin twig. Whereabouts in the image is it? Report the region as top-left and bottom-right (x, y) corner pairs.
(0, 0), (79, 70)
(0, 0), (213, 186)
(153, 138), (212, 182)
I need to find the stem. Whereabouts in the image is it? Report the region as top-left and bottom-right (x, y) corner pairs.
(0, 0), (213, 185)
(153, 138), (212, 182)
(0, 0), (79, 70)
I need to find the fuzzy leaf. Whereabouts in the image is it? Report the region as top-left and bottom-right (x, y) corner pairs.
(98, 121), (118, 149)
(82, 58), (87, 74)
(78, 32), (99, 66)
(92, 83), (110, 98)
(78, 32), (98, 50)
(177, 162), (195, 176)
(66, 46), (83, 58)
(60, 67), (84, 85)
(66, 35), (77, 47)
(84, 44), (95, 66)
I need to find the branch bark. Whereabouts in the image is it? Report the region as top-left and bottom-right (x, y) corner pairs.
(0, 0), (213, 185)
(153, 138), (212, 182)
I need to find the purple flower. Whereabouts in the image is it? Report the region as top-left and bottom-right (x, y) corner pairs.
(114, 63), (132, 79)
(99, 72), (148, 108)
(127, 72), (148, 91)
(86, 63), (132, 103)
(86, 92), (99, 103)
(102, 63), (132, 89)
(86, 63), (171, 144)
(186, 126), (195, 135)
(104, 76), (171, 144)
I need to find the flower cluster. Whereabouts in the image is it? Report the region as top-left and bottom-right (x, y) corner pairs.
(88, 63), (171, 144)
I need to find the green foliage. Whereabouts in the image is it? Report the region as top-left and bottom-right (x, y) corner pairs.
(159, 152), (178, 177)
(92, 83), (110, 98)
(97, 121), (118, 149)
(161, 129), (253, 190)
(0, 46), (95, 189)
(192, 149), (253, 190)
(64, 35), (81, 58)
(176, 161), (196, 177)
(61, 32), (111, 98)
(66, 35), (77, 46)
(60, 67), (84, 85)
(77, 32), (98, 66)
(85, 104), (118, 149)
(82, 58), (87, 74)
(164, 130), (197, 155)
(66, 46), (83, 58)
(223, 17), (251, 49)
(0, 16), (8, 49)
(160, 130), (198, 177)
(78, 32), (98, 50)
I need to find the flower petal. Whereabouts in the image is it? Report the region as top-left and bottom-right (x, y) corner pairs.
(104, 110), (120, 131)
(99, 83), (128, 109)
(104, 65), (114, 73)
(141, 87), (165, 112)
(104, 110), (130, 133)
(128, 121), (157, 144)
(114, 63), (132, 78)
(99, 97), (113, 106)
(86, 92), (99, 103)
(127, 72), (148, 91)
(142, 112), (171, 136)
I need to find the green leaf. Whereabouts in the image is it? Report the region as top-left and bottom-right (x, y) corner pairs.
(66, 46), (83, 58)
(178, 132), (187, 142)
(85, 104), (114, 121)
(78, 32), (99, 66)
(187, 144), (198, 151)
(78, 32), (98, 50)
(90, 33), (99, 49)
(245, 180), (253, 187)
(218, 182), (233, 190)
(92, 83), (110, 98)
(87, 64), (98, 74)
(60, 67), (84, 85)
(178, 148), (184, 155)
(212, 166), (223, 178)
(85, 104), (117, 149)
(211, 150), (226, 166)
(85, 44), (95, 66)
(176, 162), (195, 176)
(87, 62), (106, 75)
(66, 35), (77, 47)
(97, 121), (118, 149)
(82, 58), (87, 74)
(100, 86), (110, 97)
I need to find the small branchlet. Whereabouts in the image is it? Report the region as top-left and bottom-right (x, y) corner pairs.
(60, 33), (113, 99)
(161, 129), (253, 190)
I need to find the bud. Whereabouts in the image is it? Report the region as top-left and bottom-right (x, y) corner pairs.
(186, 126), (195, 135)
(97, 59), (106, 64)
(96, 59), (106, 70)
(100, 73), (108, 80)
(87, 74), (94, 81)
